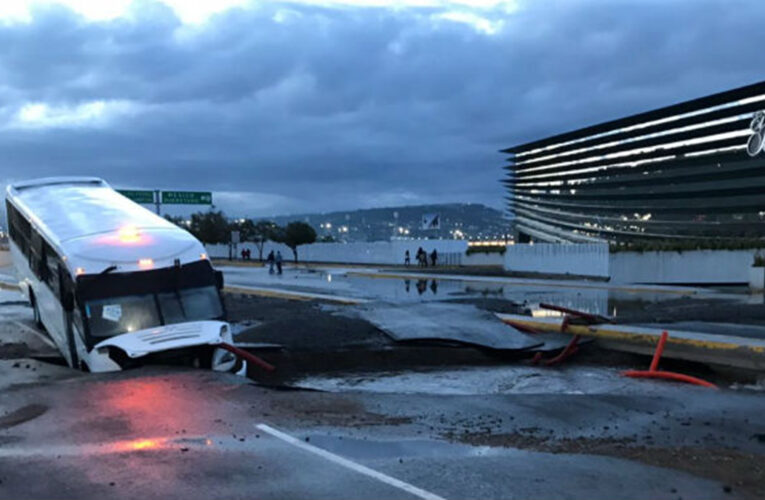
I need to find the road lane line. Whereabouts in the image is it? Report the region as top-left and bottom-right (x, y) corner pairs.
(255, 423), (446, 500)
(12, 320), (57, 349)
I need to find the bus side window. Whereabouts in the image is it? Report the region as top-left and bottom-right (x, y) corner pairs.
(58, 265), (74, 308)
(29, 230), (45, 279)
(6, 201), (31, 258)
(44, 243), (61, 296)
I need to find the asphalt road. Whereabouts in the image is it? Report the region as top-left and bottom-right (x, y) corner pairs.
(1, 255), (765, 499)
(1, 361), (764, 500)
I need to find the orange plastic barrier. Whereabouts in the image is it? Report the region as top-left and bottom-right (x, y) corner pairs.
(622, 331), (717, 389)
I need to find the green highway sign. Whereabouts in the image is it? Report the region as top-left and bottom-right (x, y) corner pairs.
(117, 189), (155, 204)
(161, 191), (213, 205)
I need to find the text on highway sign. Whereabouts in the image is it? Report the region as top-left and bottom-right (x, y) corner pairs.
(161, 191), (213, 205)
(117, 190), (155, 204)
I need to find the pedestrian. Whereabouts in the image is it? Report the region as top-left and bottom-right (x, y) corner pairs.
(417, 247), (425, 267)
(240, 248), (246, 261)
(276, 250), (283, 275)
(430, 249), (438, 267)
(404, 250), (410, 266)
(267, 250), (275, 274)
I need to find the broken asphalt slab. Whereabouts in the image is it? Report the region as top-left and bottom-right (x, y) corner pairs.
(354, 302), (542, 351)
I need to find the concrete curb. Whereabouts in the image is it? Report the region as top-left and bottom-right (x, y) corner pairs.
(496, 313), (765, 371)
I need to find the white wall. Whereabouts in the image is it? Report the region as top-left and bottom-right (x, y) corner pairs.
(206, 239), (469, 266)
(610, 249), (756, 285)
(462, 252), (505, 267)
(503, 243), (610, 278)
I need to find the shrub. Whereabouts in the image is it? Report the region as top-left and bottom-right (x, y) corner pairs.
(466, 245), (507, 256)
(754, 252), (765, 267)
(609, 239), (765, 253)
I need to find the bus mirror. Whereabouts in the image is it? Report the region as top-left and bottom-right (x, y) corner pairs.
(62, 292), (75, 312)
(215, 270), (224, 290)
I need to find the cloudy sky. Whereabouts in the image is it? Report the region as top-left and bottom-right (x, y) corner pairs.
(1, 0), (764, 217)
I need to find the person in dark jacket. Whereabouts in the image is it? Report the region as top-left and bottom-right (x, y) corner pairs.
(266, 250), (275, 274)
(430, 249), (438, 267)
(275, 251), (283, 275)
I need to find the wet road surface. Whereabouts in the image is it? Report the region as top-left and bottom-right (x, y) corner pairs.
(1, 366), (764, 500)
(2, 259), (765, 499)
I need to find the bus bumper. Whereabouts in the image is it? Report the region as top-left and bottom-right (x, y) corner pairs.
(87, 320), (236, 373)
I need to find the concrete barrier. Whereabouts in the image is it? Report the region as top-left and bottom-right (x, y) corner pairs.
(503, 243), (609, 278)
(462, 251), (505, 267)
(206, 239), (469, 266)
(610, 249), (756, 285)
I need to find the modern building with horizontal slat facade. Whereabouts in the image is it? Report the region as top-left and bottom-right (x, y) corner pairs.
(503, 81), (765, 243)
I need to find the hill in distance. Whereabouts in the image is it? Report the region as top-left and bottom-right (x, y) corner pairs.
(269, 203), (509, 242)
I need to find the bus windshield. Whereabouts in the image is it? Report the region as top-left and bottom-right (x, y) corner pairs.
(85, 285), (223, 338)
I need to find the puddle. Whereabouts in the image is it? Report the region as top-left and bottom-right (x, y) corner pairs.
(222, 266), (727, 317)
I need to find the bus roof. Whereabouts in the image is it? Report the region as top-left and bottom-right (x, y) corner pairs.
(6, 177), (206, 274)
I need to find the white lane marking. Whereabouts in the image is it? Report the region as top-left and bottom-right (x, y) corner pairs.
(12, 320), (57, 349)
(256, 424), (446, 500)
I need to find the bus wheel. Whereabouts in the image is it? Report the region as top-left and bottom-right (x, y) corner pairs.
(30, 292), (43, 329)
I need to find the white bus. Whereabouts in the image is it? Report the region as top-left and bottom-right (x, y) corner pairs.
(5, 177), (240, 373)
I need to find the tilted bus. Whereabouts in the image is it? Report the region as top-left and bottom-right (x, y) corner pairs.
(5, 177), (240, 372)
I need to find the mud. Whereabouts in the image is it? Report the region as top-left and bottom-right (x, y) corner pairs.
(0, 404), (48, 430)
(451, 431), (765, 500)
(0, 343), (37, 359)
(223, 293), (762, 387)
(225, 294), (390, 351)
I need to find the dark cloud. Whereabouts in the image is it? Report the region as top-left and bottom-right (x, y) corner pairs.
(1, 0), (764, 217)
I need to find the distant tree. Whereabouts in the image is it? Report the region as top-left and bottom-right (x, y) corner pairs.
(230, 218), (256, 241)
(276, 221), (317, 262)
(164, 215), (187, 227)
(189, 211), (230, 244)
(250, 220), (278, 261)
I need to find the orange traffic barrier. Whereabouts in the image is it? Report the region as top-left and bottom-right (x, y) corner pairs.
(622, 331), (717, 389)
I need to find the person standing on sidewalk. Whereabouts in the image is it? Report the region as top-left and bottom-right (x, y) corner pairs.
(276, 250), (283, 275)
(404, 250), (410, 266)
(266, 250), (275, 274)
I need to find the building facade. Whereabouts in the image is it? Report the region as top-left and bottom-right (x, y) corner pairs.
(503, 81), (765, 243)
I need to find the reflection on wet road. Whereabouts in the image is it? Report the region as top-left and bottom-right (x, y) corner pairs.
(220, 265), (726, 316)
(1, 369), (756, 500)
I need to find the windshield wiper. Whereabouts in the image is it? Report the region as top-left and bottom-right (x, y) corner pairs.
(99, 265), (118, 275)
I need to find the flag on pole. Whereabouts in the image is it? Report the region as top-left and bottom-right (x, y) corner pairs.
(421, 213), (440, 230)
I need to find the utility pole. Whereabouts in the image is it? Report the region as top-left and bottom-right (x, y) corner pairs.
(154, 190), (161, 215)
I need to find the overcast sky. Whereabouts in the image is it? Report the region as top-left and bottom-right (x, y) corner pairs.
(1, 0), (764, 217)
